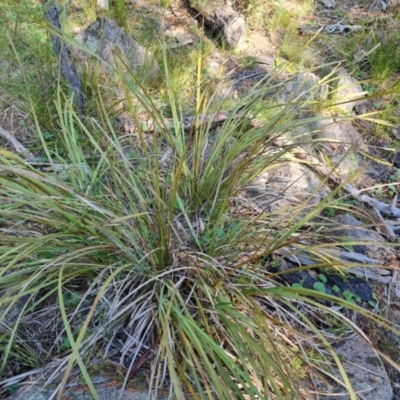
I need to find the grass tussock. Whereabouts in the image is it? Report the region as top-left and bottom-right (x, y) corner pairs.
(0, 1), (399, 399)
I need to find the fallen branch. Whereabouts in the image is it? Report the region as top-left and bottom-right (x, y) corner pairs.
(0, 125), (90, 178)
(276, 247), (391, 283)
(300, 22), (363, 35)
(369, 0), (388, 12)
(0, 126), (36, 160)
(285, 145), (400, 241)
(119, 110), (264, 134)
(276, 246), (383, 266)
(44, 1), (85, 114)
(190, 1), (246, 48)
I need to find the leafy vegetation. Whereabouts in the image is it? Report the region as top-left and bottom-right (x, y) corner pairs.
(0, 0), (399, 399)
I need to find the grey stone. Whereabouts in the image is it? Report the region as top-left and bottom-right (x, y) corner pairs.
(334, 68), (368, 115)
(249, 162), (329, 209)
(319, 0), (336, 7)
(72, 17), (159, 79)
(96, 0), (109, 10)
(330, 152), (360, 178)
(278, 122), (315, 153)
(320, 337), (392, 399)
(6, 382), (170, 400)
(315, 118), (367, 152)
(276, 71), (329, 104)
(205, 50), (239, 78)
(383, 308), (400, 399)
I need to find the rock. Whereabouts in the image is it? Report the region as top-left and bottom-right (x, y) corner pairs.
(383, 308), (400, 399)
(392, 126), (400, 140)
(235, 31), (275, 55)
(317, 337), (392, 399)
(6, 377), (170, 400)
(96, 0), (109, 10)
(318, 0), (336, 7)
(248, 162), (329, 209)
(204, 50), (239, 82)
(279, 122), (315, 153)
(330, 152), (360, 178)
(315, 118), (367, 152)
(72, 17), (159, 79)
(228, 68), (327, 105)
(334, 68), (368, 115)
(276, 71), (329, 104)
(226, 68), (266, 98)
(164, 30), (199, 49)
(277, 259), (334, 295)
(365, 159), (397, 182)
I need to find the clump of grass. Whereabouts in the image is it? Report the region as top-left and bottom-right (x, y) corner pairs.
(0, 2), (400, 399)
(241, 0), (312, 36)
(311, 15), (400, 140)
(313, 16), (400, 87)
(0, 2), (56, 129)
(280, 33), (317, 67)
(241, 0), (314, 68)
(0, 62), (396, 399)
(367, 23), (400, 83)
(109, 0), (128, 30)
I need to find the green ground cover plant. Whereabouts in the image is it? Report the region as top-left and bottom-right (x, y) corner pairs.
(0, 1), (400, 399)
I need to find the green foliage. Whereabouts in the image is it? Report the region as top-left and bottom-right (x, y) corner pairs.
(0, 1), (399, 398)
(318, 273), (328, 284)
(376, 184), (384, 195)
(389, 169), (400, 182)
(313, 13), (400, 139)
(325, 314), (350, 336)
(325, 207), (336, 217)
(313, 281), (326, 293)
(61, 337), (72, 352)
(109, 0), (128, 30)
(0, 69), (376, 397)
(342, 290), (362, 304)
(292, 283), (303, 289)
(332, 285), (340, 293)
(241, 0), (312, 33)
(323, 195), (360, 218)
(368, 26), (400, 81)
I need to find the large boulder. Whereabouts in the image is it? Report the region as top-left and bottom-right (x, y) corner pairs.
(314, 118), (367, 152)
(72, 17), (159, 79)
